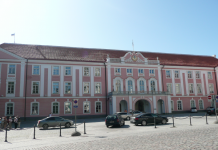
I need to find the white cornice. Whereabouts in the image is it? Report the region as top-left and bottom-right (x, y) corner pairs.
(0, 47), (24, 60)
(161, 65), (215, 70)
(0, 96), (106, 99)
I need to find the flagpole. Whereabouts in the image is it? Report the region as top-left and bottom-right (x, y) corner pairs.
(14, 34), (15, 43)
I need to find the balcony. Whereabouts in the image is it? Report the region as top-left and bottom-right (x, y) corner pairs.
(108, 91), (170, 97)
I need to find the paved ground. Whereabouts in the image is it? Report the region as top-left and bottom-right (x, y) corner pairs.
(1, 112), (218, 150)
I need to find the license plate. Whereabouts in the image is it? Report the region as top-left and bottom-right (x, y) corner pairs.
(110, 121), (114, 123)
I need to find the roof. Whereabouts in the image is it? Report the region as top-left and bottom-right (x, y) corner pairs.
(0, 43), (218, 67)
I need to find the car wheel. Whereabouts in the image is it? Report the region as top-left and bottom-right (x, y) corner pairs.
(162, 119), (166, 124)
(141, 120), (147, 126)
(65, 122), (71, 128)
(106, 125), (109, 128)
(43, 124), (48, 130)
(126, 117), (130, 120)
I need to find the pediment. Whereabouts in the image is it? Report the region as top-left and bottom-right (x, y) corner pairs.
(121, 52), (148, 64)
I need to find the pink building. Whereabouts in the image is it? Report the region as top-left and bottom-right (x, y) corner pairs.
(0, 43), (218, 118)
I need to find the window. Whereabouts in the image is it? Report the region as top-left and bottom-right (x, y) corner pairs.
(177, 101), (182, 110)
(65, 82), (71, 94)
(171, 101), (174, 111)
(52, 102), (59, 114)
(95, 101), (102, 113)
(190, 100), (195, 107)
(209, 84), (214, 94)
(196, 71), (200, 79)
(115, 80), (121, 92)
(65, 67), (71, 75)
(208, 72), (212, 79)
(138, 69), (143, 74)
(83, 82), (90, 94)
(8, 64), (15, 74)
(95, 82), (101, 94)
(7, 82), (14, 94)
(197, 84), (202, 93)
(175, 71), (179, 78)
(83, 101), (90, 113)
(127, 69), (132, 73)
(115, 68), (121, 73)
(149, 69), (155, 75)
(6, 103), (14, 115)
(32, 82), (39, 94)
(167, 83), (172, 94)
(95, 68), (101, 76)
(53, 66), (59, 75)
(150, 80), (155, 92)
(52, 82), (59, 94)
(139, 80), (144, 92)
(199, 100), (204, 109)
(31, 103), (39, 115)
(128, 80), (133, 93)
(33, 65), (40, 75)
(189, 84), (194, 94)
(64, 102), (71, 114)
(188, 71), (192, 78)
(175, 84), (180, 94)
(84, 67), (89, 76)
(166, 70), (171, 78)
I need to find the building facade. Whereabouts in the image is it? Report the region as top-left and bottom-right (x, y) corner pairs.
(0, 43), (218, 118)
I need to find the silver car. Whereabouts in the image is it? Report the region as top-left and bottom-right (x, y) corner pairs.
(115, 111), (143, 120)
(37, 116), (74, 129)
(128, 110), (143, 117)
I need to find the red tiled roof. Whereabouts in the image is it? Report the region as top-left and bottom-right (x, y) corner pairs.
(0, 43), (218, 67)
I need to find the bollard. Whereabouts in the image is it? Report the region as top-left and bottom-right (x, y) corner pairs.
(33, 124), (35, 139)
(84, 121), (86, 134)
(190, 114), (192, 126)
(206, 113), (208, 124)
(154, 117), (156, 128)
(60, 123), (61, 137)
(173, 116), (175, 127)
(4, 127), (8, 142)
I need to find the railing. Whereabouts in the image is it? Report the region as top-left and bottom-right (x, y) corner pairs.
(110, 58), (121, 63)
(148, 60), (159, 65)
(108, 91), (170, 96)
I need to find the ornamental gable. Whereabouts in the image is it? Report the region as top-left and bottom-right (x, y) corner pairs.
(121, 52), (148, 64)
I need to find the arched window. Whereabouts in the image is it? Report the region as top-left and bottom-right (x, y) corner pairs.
(150, 80), (155, 92)
(177, 100), (183, 110)
(190, 100), (195, 108)
(128, 80), (133, 93)
(115, 80), (121, 92)
(198, 100), (204, 109)
(5, 102), (14, 116)
(139, 80), (144, 92)
(52, 102), (59, 114)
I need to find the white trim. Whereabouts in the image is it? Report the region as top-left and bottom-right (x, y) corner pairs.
(148, 78), (157, 92)
(5, 102), (15, 116)
(205, 72), (209, 95)
(0, 47), (24, 60)
(180, 70), (185, 95)
(60, 66), (64, 97)
(94, 82), (102, 94)
(158, 67), (162, 91)
(64, 66), (72, 76)
(208, 83), (214, 94)
(207, 71), (213, 79)
(114, 67), (121, 76)
(32, 65), (40, 75)
(190, 99), (196, 108)
(52, 66), (60, 76)
(113, 77), (123, 92)
(52, 81), (60, 94)
(187, 71), (192, 79)
(166, 83), (172, 94)
(83, 101), (91, 114)
(20, 62), (25, 97)
(79, 67), (83, 96)
(7, 64), (16, 76)
(138, 68), (144, 77)
(188, 83), (194, 94)
(108, 65), (111, 92)
(153, 96), (157, 113)
(171, 100), (174, 111)
(174, 70), (180, 79)
(112, 96), (116, 114)
(184, 70), (189, 96)
(83, 82), (91, 94)
(172, 70), (176, 96)
(6, 80), (16, 97)
(126, 68), (133, 76)
(175, 83), (181, 94)
(193, 70), (197, 96)
(94, 67), (101, 77)
(165, 70), (171, 78)
(198, 99), (204, 110)
(177, 100), (183, 111)
(125, 77), (135, 92)
(64, 82), (72, 94)
(149, 69), (155, 77)
(31, 81), (40, 94)
(48, 65), (52, 97)
(137, 78), (146, 92)
(83, 66), (90, 76)
(64, 101), (72, 114)
(95, 101), (102, 113)
(196, 83), (202, 94)
(201, 72), (205, 95)
(91, 66), (94, 96)
(195, 71), (201, 79)
(51, 101), (60, 115)
(30, 101), (40, 115)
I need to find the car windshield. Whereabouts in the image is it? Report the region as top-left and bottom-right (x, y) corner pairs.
(107, 115), (117, 119)
(151, 114), (158, 117)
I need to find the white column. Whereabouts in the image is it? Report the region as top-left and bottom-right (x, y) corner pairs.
(172, 70), (176, 96)
(107, 65), (111, 92)
(72, 67), (76, 96)
(205, 71), (209, 95)
(79, 67), (82, 96)
(19, 61), (25, 97)
(158, 67), (162, 91)
(180, 71), (185, 96)
(60, 66), (64, 97)
(47, 66), (51, 97)
(91, 66), (94, 96)
(168, 95), (171, 113)
(40, 66), (44, 97)
(193, 71), (197, 96)
(201, 72), (205, 95)
(153, 96), (157, 113)
(129, 96), (132, 111)
(112, 96), (116, 114)
(184, 71), (188, 96)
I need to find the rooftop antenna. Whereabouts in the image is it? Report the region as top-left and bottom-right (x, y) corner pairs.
(132, 40), (134, 52)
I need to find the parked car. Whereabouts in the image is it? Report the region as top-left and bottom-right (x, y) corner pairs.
(105, 114), (125, 128)
(206, 107), (218, 115)
(129, 110), (143, 117)
(114, 112), (130, 120)
(190, 107), (197, 113)
(130, 113), (168, 126)
(37, 116), (74, 129)
(206, 107), (214, 110)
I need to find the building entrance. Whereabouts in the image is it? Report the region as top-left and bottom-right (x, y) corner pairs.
(135, 100), (151, 113)
(120, 100), (128, 112)
(157, 99), (165, 114)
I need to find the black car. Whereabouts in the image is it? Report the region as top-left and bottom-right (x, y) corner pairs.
(130, 113), (168, 126)
(206, 107), (218, 115)
(105, 114), (125, 128)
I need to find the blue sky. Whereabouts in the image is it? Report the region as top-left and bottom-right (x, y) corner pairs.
(0, 0), (217, 56)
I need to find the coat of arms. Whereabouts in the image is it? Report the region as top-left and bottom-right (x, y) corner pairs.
(132, 55), (137, 61)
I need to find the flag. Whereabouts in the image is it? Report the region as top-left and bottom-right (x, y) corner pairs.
(11, 33), (15, 36)
(132, 40), (134, 47)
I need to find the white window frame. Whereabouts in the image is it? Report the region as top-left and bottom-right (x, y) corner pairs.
(31, 81), (40, 94)
(137, 78), (146, 92)
(138, 69), (144, 76)
(149, 78), (157, 92)
(149, 69), (155, 76)
(166, 83), (172, 94)
(95, 82), (101, 94)
(175, 70), (179, 78)
(175, 83), (181, 94)
(7, 81), (15, 94)
(94, 67), (101, 77)
(209, 83), (214, 94)
(83, 82), (90, 94)
(52, 66), (60, 75)
(83, 101), (91, 114)
(125, 77), (135, 93)
(195, 71), (200, 79)
(171, 101), (174, 111)
(52, 82), (60, 94)
(189, 83), (194, 94)
(83, 67), (90, 76)
(64, 101), (72, 114)
(190, 100), (196, 108)
(8, 64), (16, 75)
(5, 102), (15, 116)
(166, 70), (171, 78)
(65, 66), (71, 76)
(177, 100), (183, 110)
(126, 68), (133, 76)
(208, 72), (212, 79)
(197, 84), (202, 94)
(6, 80), (16, 97)
(113, 77), (123, 92)
(95, 101), (102, 113)
(30, 102), (39, 115)
(114, 68), (121, 75)
(64, 82), (72, 94)
(51, 101), (60, 115)
(198, 99), (204, 110)
(188, 71), (192, 78)
(32, 65), (40, 75)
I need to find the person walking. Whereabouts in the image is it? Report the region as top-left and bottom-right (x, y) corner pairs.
(9, 117), (12, 130)
(1, 117), (4, 129)
(14, 117), (18, 129)
(18, 117), (21, 128)
(4, 117), (8, 130)
(49, 113), (52, 117)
